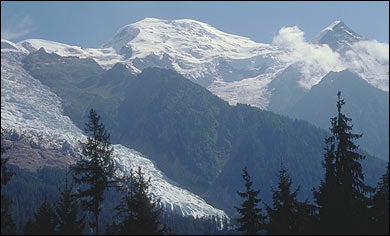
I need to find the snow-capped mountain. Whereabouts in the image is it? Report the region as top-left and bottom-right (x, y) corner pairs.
(3, 18), (389, 158)
(1, 47), (229, 227)
(313, 20), (388, 91)
(14, 19), (388, 105)
(312, 20), (364, 50)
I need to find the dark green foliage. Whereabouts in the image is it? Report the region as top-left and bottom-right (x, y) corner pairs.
(24, 201), (57, 235)
(370, 163), (389, 235)
(160, 213), (230, 235)
(313, 91), (372, 234)
(72, 108), (117, 235)
(235, 167), (266, 235)
(3, 165), (122, 235)
(4, 162), (229, 235)
(55, 172), (86, 235)
(266, 165), (316, 235)
(22, 50), (134, 134)
(1, 129), (16, 235)
(110, 167), (164, 235)
(3, 165), (65, 234)
(118, 67), (232, 195)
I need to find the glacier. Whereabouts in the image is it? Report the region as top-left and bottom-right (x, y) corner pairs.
(1, 47), (229, 228)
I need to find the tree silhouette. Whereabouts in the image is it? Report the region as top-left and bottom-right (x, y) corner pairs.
(111, 167), (164, 235)
(72, 108), (117, 235)
(235, 167), (266, 235)
(266, 164), (315, 235)
(313, 91), (371, 234)
(56, 171), (86, 235)
(1, 128), (16, 235)
(370, 162), (389, 235)
(24, 201), (57, 235)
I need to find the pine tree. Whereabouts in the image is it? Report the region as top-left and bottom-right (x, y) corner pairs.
(235, 167), (266, 235)
(72, 108), (117, 235)
(111, 166), (164, 235)
(24, 201), (57, 235)
(55, 172), (86, 235)
(313, 91), (370, 234)
(1, 128), (16, 235)
(266, 164), (315, 235)
(370, 162), (389, 235)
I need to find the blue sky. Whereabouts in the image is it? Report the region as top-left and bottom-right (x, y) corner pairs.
(1, 1), (389, 48)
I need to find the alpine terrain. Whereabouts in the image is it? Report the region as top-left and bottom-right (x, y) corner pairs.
(1, 18), (388, 233)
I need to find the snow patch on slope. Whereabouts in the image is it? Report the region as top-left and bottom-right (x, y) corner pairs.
(208, 72), (278, 109)
(16, 39), (124, 69)
(1, 39), (28, 53)
(345, 40), (389, 91)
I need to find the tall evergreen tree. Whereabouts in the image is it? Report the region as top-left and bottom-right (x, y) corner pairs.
(235, 167), (266, 235)
(313, 91), (370, 234)
(1, 128), (16, 235)
(72, 108), (117, 235)
(55, 171), (86, 235)
(370, 162), (389, 235)
(266, 164), (315, 235)
(111, 167), (164, 235)
(24, 201), (57, 235)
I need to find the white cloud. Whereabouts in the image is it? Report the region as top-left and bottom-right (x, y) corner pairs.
(272, 26), (346, 88)
(2, 15), (34, 40)
(272, 26), (344, 70)
(351, 40), (389, 64)
(345, 40), (389, 91)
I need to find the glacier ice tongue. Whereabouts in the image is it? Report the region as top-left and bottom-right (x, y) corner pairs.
(1, 49), (230, 227)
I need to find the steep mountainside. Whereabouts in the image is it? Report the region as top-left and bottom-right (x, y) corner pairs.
(16, 48), (386, 215)
(288, 70), (389, 159)
(313, 20), (364, 51)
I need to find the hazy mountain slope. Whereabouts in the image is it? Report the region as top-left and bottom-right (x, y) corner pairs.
(288, 70), (389, 160)
(112, 68), (385, 214)
(21, 49), (135, 132)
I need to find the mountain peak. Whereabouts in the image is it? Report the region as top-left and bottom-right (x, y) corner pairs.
(312, 20), (363, 50)
(325, 20), (343, 31)
(103, 17), (271, 67)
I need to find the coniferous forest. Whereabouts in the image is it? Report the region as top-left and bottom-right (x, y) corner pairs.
(1, 92), (388, 235)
